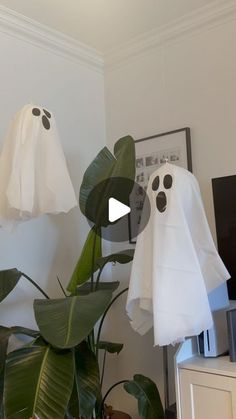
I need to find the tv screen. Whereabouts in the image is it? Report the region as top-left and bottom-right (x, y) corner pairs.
(212, 175), (236, 299)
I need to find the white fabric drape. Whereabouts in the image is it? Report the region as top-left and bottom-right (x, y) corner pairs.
(126, 163), (230, 346)
(0, 104), (77, 228)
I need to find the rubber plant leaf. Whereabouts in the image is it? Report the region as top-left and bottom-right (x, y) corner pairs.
(97, 341), (124, 354)
(0, 269), (21, 302)
(76, 281), (120, 295)
(96, 249), (135, 269)
(34, 290), (112, 349)
(4, 345), (74, 419)
(74, 341), (101, 419)
(67, 226), (101, 293)
(124, 374), (164, 419)
(79, 136), (135, 225)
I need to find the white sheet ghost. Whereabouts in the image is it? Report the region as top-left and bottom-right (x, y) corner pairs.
(0, 104), (77, 228)
(126, 163), (230, 346)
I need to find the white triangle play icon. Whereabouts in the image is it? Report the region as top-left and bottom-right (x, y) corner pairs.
(108, 197), (131, 223)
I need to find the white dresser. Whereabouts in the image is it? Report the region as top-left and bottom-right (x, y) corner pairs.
(175, 339), (236, 419)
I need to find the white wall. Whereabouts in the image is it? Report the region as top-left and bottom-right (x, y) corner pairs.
(0, 29), (106, 329)
(104, 18), (236, 417)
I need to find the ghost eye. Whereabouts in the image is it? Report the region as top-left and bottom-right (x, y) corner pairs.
(163, 174), (173, 189)
(43, 109), (51, 119)
(152, 176), (160, 191)
(32, 108), (41, 116)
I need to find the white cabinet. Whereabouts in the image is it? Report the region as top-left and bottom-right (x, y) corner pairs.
(179, 367), (236, 419)
(175, 340), (236, 419)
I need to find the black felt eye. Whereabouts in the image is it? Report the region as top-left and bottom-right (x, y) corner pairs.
(156, 191), (167, 213)
(42, 115), (50, 130)
(163, 174), (173, 189)
(43, 109), (51, 119)
(152, 176), (160, 191)
(32, 108), (41, 116)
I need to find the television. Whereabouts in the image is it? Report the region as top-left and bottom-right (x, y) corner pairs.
(212, 175), (236, 299)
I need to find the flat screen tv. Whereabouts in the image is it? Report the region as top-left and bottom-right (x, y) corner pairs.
(212, 175), (236, 299)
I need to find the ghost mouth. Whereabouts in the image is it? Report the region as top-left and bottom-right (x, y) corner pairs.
(156, 191), (167, 213)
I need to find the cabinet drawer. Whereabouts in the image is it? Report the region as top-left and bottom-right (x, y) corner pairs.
(179, 368), (236, 419)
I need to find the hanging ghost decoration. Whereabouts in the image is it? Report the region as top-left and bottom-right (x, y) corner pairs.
(126, 163), (230, 346)
(0, 104), (77, 227)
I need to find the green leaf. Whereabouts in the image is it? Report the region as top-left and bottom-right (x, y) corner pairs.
(124, 375), (164, 419)
(74, 341), (101, 419)
(0, 327), (11, 417)
(97, 341), (124, 354)
(79, 136), (135, 225)
(67, 227), (102, 293)
(113, 135), (135, 181)
(34, 291), (112, 349)
(97, 249), (135, 269)
(10, 326), (39, 338)
(67, 381), (80, 419)
(79, 146), (116, 217)
(0, 269), (22, 302)
(0, 327), (11, 372)
(0, 325), (39, 416)
(4, 345), (74, 419)
(76, 281), (120, 295)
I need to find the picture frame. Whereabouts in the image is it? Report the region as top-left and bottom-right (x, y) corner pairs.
(129, 127), (192, 244)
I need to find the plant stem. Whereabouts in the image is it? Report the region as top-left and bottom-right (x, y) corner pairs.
(95, 266), (104, 291)
(96, 287), (129, 357)
(101, 380), (129, 410)
(56, 276), (68, 297)
(100, 349), (107, 388)
(91, 226), (99, 293)
(21, 272), (50, 299)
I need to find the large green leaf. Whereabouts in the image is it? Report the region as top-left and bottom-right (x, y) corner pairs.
(79, 136), (135, 225)
(97, 249), (135, 270)
(0, 327), (10, 372)
(74, 341), (101, 419)
(10, 326), (39, 338)
(34, 291), (112, 349)
(113, 135), (135, 180)
(0, 269), (21, 302)
(4, 345), (74, 419)
(67, 227), (102, 293)
(0, 325), (39, 416)
(76, 281), (120, 295)
(0, 327), (11, 417)
(97, 341), (123, 354)
(66, 381), (80, 419)
(124, 375), (164, 419)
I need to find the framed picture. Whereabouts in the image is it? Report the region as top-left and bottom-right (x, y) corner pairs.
(129, 127), (192, 244)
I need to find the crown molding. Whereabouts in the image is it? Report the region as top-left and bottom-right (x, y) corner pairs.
(105, 0), (236, 71)
(0, 5), (104, 73)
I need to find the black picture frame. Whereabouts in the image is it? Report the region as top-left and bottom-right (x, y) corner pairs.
(129, 127), (192, 244)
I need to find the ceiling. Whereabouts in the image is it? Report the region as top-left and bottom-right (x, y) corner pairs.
(0, 0), (220, 53)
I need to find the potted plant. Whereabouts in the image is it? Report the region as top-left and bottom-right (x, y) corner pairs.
(0, 136), (164, 418)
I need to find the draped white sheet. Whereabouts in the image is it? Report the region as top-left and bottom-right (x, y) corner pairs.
(126, 163), (230, 346)
(0, 104), (77, 227)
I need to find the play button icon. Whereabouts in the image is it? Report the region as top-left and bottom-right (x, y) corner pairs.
(85, 176), (150, 242)
(108, 198), (131, 223)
